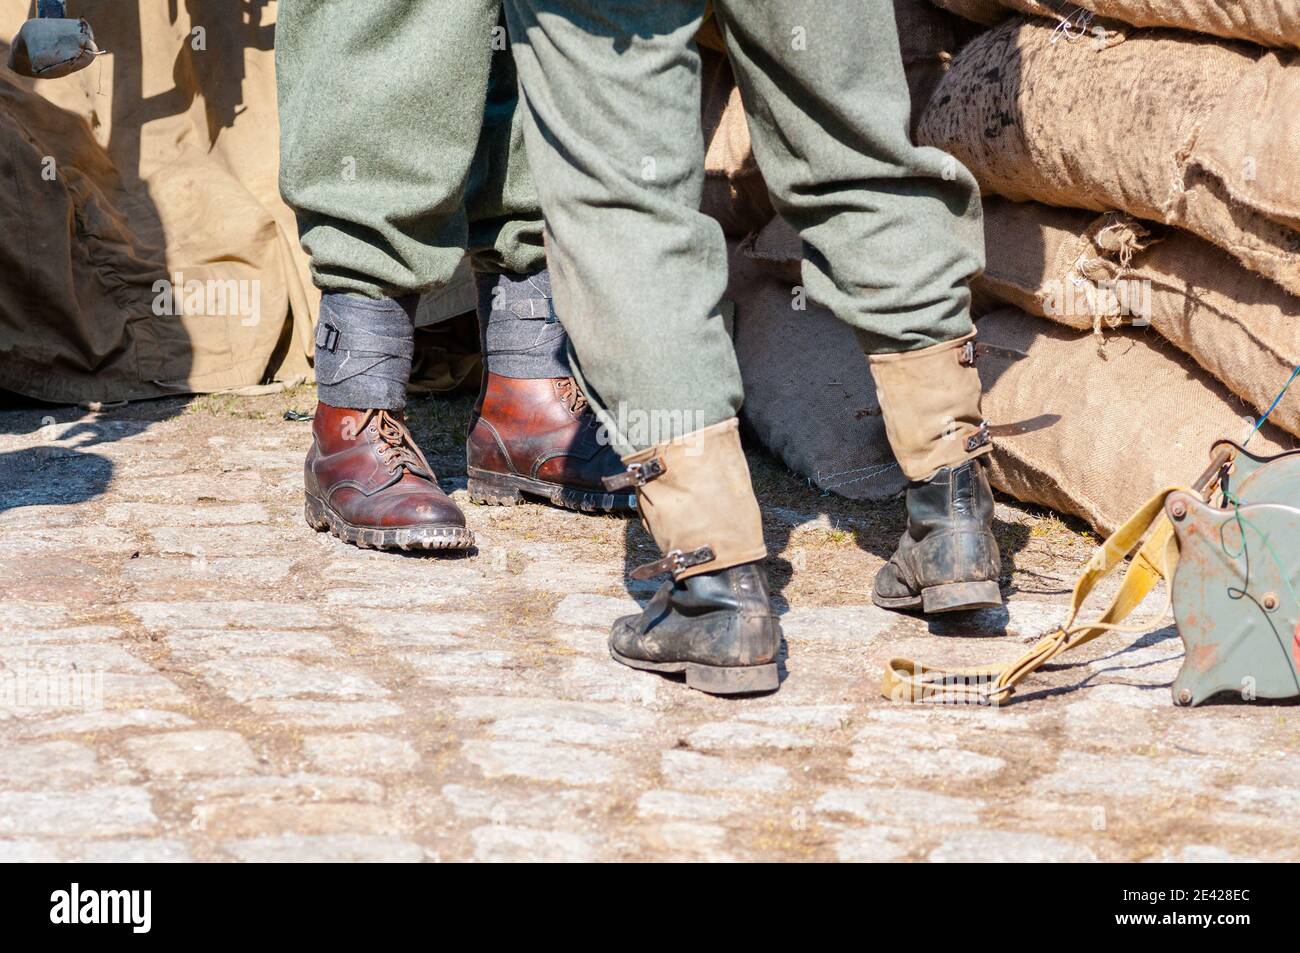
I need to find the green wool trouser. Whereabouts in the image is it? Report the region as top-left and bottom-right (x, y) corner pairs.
(503, 0), (985, 456)
(276, 0), (545, 298)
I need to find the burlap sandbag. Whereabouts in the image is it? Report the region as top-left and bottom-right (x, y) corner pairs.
(975, 198), (1300, 438)
(728, 220), (906, 501)
(700, 46), (772, 238)
(918, 18), (1300, 298)
(977, 308), (1290, 534)
(0, 0), (315, 404)
(732, 217), (1290, 529)
(928, 0), (1008, 27)
(894, 0), (966, 137)
(932, 0), (1300, 50)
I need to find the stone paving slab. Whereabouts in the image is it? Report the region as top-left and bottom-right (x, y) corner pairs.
(1, 398), (1297, 862)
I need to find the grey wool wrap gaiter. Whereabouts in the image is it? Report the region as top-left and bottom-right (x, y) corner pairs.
(475, 269), (570, 380)
(314, 293), (417, 410)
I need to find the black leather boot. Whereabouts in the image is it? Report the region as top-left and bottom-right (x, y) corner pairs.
(610, 562), (780, 695)
(872, 458), (1002, 613)
(602, 418), (781, 695)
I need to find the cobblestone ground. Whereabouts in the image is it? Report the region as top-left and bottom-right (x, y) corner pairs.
(1, 389), (1297, 863)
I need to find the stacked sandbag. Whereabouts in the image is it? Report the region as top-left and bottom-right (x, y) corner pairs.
(918, 17), (1300, 297)
(975, 197), (1300, 437)
(914, 11), (1300, 527)
(718, 0), (970, 496)
(727, 218), (906, 501)
(713, 4), (1300, 532)
(722, 211), (1293, 530)
(699, 45), (773, 237)
(976, 308), (1289, 534)
(930, 0), (1008, 27)
(932, 0), (1300, 50)
(893, 0), (970, 136)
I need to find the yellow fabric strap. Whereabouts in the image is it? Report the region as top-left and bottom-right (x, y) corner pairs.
(882, 487), (1185, 705)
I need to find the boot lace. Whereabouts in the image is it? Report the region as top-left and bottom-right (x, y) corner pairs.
(557, 377), (590, 416)
(363, 409), (435, 480)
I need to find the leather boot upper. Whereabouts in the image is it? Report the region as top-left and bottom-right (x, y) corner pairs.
(305, 403), (466, 531)
(611, 562), (781, 668)
(873, 458), (1001, 602)
(467, 373), (623, 492)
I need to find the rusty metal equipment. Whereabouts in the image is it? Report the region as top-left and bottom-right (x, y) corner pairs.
(1167, 440), (1300, 706)
(883, 439), (1300, 707)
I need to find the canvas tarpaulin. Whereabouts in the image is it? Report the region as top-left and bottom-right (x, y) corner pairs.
(0, 0), (316, 404)
(0, 3), (779, 404)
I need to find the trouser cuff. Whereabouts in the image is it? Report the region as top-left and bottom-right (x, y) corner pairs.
(474, 269), (570, 380)
(315, 293), (417, 411)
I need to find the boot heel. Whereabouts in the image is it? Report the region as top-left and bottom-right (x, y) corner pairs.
(467, 475), (523, 506)
(304, 495), (329, 532)
(684, 662), (780, 695)
(921, 580), (1002, 613)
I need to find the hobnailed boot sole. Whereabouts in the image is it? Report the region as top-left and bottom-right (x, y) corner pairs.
(872, 579), (1003, 614)
(467, 468), (636, 514)
(609, 645), (779, 695)
(305, 494), (475, 552)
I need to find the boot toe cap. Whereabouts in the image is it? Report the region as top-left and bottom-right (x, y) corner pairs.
(328, 484), (467, 531)
(871, 559), (915, 602)
(382, 493), (467, 529)
(609, 613), (650, 660)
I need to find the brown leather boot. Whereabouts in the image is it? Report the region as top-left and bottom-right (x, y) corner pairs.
(466, 373), (634, 512)
(305, 403), (474, 551)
